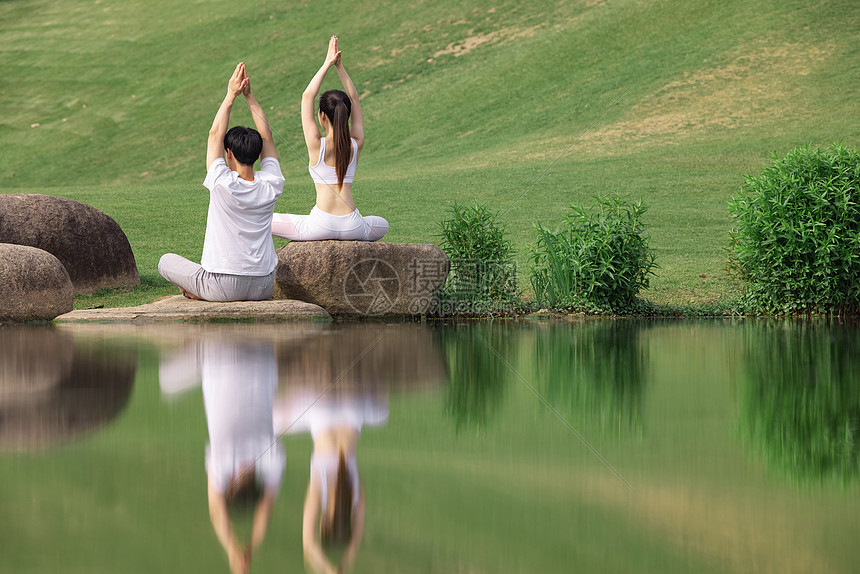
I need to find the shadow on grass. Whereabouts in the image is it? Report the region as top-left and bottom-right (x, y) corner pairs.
(73, 274), (173, 310)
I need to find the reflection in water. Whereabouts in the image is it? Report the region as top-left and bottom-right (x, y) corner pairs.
(160, 336), (285, 574)
(3, 321), (860, 572)
(277, 385), (387, 574)
(739, 321), (860, 482)
(274, 324), (447, 391)
(438, 320), (648, 434)
(439, 322), (515, 431)
(532, 320), (648, 434)
(275, 323), (444, 574)
(0, 326), (136, 451)
(159, 324), (446, 574)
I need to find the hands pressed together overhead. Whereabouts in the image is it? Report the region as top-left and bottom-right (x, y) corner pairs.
(227, 542), (250, 574)
(228, 62), (251, 99)
(325, 35), (342, 68)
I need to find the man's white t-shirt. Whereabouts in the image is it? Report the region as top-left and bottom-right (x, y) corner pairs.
(201, 157), (284, 276)
(202, 340), (285, 494)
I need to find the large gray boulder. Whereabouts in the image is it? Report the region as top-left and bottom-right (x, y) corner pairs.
(0, 194), (140, 294)
(274, 241), (449, 316)
(0, 243), (75, 322)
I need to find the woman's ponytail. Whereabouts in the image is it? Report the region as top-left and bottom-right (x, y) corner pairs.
(319, 90), (353, 189)
(320, 449), (354, 546)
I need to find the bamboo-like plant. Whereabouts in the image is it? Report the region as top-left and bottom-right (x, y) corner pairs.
(530, 195), (656, 313)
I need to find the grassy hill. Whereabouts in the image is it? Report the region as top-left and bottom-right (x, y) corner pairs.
(1, 0), (858, 307)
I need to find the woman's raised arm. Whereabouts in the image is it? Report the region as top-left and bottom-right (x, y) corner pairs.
(334, 53), (364, 152)
(302, 36), (341, 155)
(302, 480), (338, 574)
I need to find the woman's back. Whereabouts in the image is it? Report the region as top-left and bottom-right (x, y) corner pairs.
(309, 136), (358, 215)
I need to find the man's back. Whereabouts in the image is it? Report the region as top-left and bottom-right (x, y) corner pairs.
(201, 157), (284, 276)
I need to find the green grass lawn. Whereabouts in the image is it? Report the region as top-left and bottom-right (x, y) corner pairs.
(1, 0), (858, 309)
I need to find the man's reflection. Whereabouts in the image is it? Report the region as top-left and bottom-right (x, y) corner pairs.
(160, 337), (284, 574)
(275, 372), (388, 574)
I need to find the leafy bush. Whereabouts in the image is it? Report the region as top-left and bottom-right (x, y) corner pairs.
(530, 195), (656, 313)
(437, 202), (518, 314)
(728, 143), (860, 314)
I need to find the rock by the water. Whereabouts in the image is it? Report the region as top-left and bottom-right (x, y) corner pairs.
(0, 194), (140, 294)
(0, 243), (75, 322)
(55, 295), (330, 323)
(274, 241), (449, 316)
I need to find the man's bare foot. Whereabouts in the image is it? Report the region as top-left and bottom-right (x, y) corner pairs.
(180, 288), (203, 300)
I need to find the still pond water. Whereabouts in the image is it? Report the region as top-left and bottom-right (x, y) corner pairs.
(1, 319), (858, 574)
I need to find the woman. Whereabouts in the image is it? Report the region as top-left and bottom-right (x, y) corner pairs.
(271, 36), (388, 241)
(274, 384), (388, 574)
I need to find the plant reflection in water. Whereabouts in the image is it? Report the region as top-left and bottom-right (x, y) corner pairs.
(739, 320), (860, 483)
(439, 322), (515, 431)
(532, 319), (649, 436)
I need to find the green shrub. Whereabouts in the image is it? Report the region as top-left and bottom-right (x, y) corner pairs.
(530, 195), (656, 313)
(728, 143), (860, 314)
(437, 202), (518, 314)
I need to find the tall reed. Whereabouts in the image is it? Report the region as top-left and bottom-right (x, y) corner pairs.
(530, 195), (656, 313)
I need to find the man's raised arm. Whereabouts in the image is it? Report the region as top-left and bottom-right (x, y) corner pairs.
(242, 72), (278, 161)
(206, 63), (249, 169)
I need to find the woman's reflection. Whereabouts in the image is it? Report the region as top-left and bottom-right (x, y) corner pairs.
(275, 375), (388, 573)
(160, 337), (285, 574)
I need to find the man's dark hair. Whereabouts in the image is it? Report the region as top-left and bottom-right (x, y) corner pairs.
(224, 126), (263, 166)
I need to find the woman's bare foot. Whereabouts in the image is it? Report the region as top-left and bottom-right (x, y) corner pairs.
(180, 288), (203, 300)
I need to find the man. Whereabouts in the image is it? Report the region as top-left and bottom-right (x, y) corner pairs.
(159, 62), (284, 301)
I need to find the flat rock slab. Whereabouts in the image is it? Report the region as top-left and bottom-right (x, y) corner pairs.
(55, 296), (330, 323)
